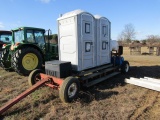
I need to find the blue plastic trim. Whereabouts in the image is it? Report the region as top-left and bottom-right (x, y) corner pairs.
(111, 56), (124, 66)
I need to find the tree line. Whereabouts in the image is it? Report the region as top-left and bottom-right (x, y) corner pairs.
(118, 23), (160, 46)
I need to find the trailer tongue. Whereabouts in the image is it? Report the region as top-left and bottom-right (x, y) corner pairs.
(0, 73), (64, 115)
(0, 78), (48, 115)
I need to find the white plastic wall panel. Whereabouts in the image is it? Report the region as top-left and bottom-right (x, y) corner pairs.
(58, 16), (77, 69)
(125, 77), (160, 92)
(95, 15), (111, 66)
(58, 10), (96, 71)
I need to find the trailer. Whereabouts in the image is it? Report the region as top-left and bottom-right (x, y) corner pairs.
(0, 10), (130, 115)
(0, 53), (129, 115)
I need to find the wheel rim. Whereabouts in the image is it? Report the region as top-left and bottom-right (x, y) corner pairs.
(22, 53), (38, 70)
(125, 63), (129, 72)
(68, 83), (78, 98)
(34, 73), (41, 84)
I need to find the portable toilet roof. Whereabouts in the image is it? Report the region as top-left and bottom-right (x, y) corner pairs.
(94, 15), (111, 22)
(57, 9), (94, 20)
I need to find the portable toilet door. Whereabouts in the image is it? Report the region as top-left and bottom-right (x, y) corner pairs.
(79, 12), (96, 70)
(95, 15), (111, 66)
(57, 10), (96, 71)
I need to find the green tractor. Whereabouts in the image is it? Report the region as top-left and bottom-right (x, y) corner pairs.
(1, 27), (58, 75)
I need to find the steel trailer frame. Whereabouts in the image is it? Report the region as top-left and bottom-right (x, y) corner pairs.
(0, 48), (129, 115)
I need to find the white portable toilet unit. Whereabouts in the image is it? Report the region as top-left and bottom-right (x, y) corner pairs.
(94, 15), (111, 66)
(57, 10), (96, 71)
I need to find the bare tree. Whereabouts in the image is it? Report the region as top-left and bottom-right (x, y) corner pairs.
(117, 33), (124, 41)
(146, 35), (160, 43)
(117, 33), (125, 45)
(118, 23), (136, 43)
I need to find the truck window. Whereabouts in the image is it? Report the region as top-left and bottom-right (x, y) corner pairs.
(27, 30), (35, 43)
(34, 31), (45, 44)
(0, 34), (12, 42)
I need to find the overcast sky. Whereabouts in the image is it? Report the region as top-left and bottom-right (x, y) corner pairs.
(0, 0), (160, 40)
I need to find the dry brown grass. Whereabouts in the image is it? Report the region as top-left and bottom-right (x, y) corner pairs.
(0, 48), (160, 119)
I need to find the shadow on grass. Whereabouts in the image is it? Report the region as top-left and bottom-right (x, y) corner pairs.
(78, 90), (119, 104)
(95, 65), (160, 89)
(78, 65), (160, 103)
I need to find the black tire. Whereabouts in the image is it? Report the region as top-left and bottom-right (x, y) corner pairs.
(59, 77), (80, 103)
(11, 47), (43, 76)
(0, 49), (11, 69)
(28, 69), (44, 86)
(121, 61), (130, 73)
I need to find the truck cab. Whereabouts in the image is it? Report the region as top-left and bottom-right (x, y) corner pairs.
(0, 30), (12, 51)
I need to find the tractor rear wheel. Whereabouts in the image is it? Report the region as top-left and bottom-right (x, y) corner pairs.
(59, 77), (80, 103)
(11, 47), (43, 76)
(28, 69), (44, 86)
(0, 49), (11, 69)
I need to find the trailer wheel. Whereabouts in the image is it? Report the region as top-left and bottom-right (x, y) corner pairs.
(0, 49), (11, 69)
(28, 69), (44, 86)
(59, 77), (80, 103)
(121, 61), (130, 73)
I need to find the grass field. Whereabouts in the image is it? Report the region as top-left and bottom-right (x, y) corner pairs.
(0, 47), (160, 120)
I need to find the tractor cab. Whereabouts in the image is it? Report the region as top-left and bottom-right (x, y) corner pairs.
(44, 30), (58, 61)
(11, 27), (46, 52)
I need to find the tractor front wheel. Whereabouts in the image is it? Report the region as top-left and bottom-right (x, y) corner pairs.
(11, 47), (43, 76)
(59, 77), (80, 103)
(0, 49), (11, 70)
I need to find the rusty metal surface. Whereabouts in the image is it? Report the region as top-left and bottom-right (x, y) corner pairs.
(0, 73), (64, 115)
(40, 73), (63, 86)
